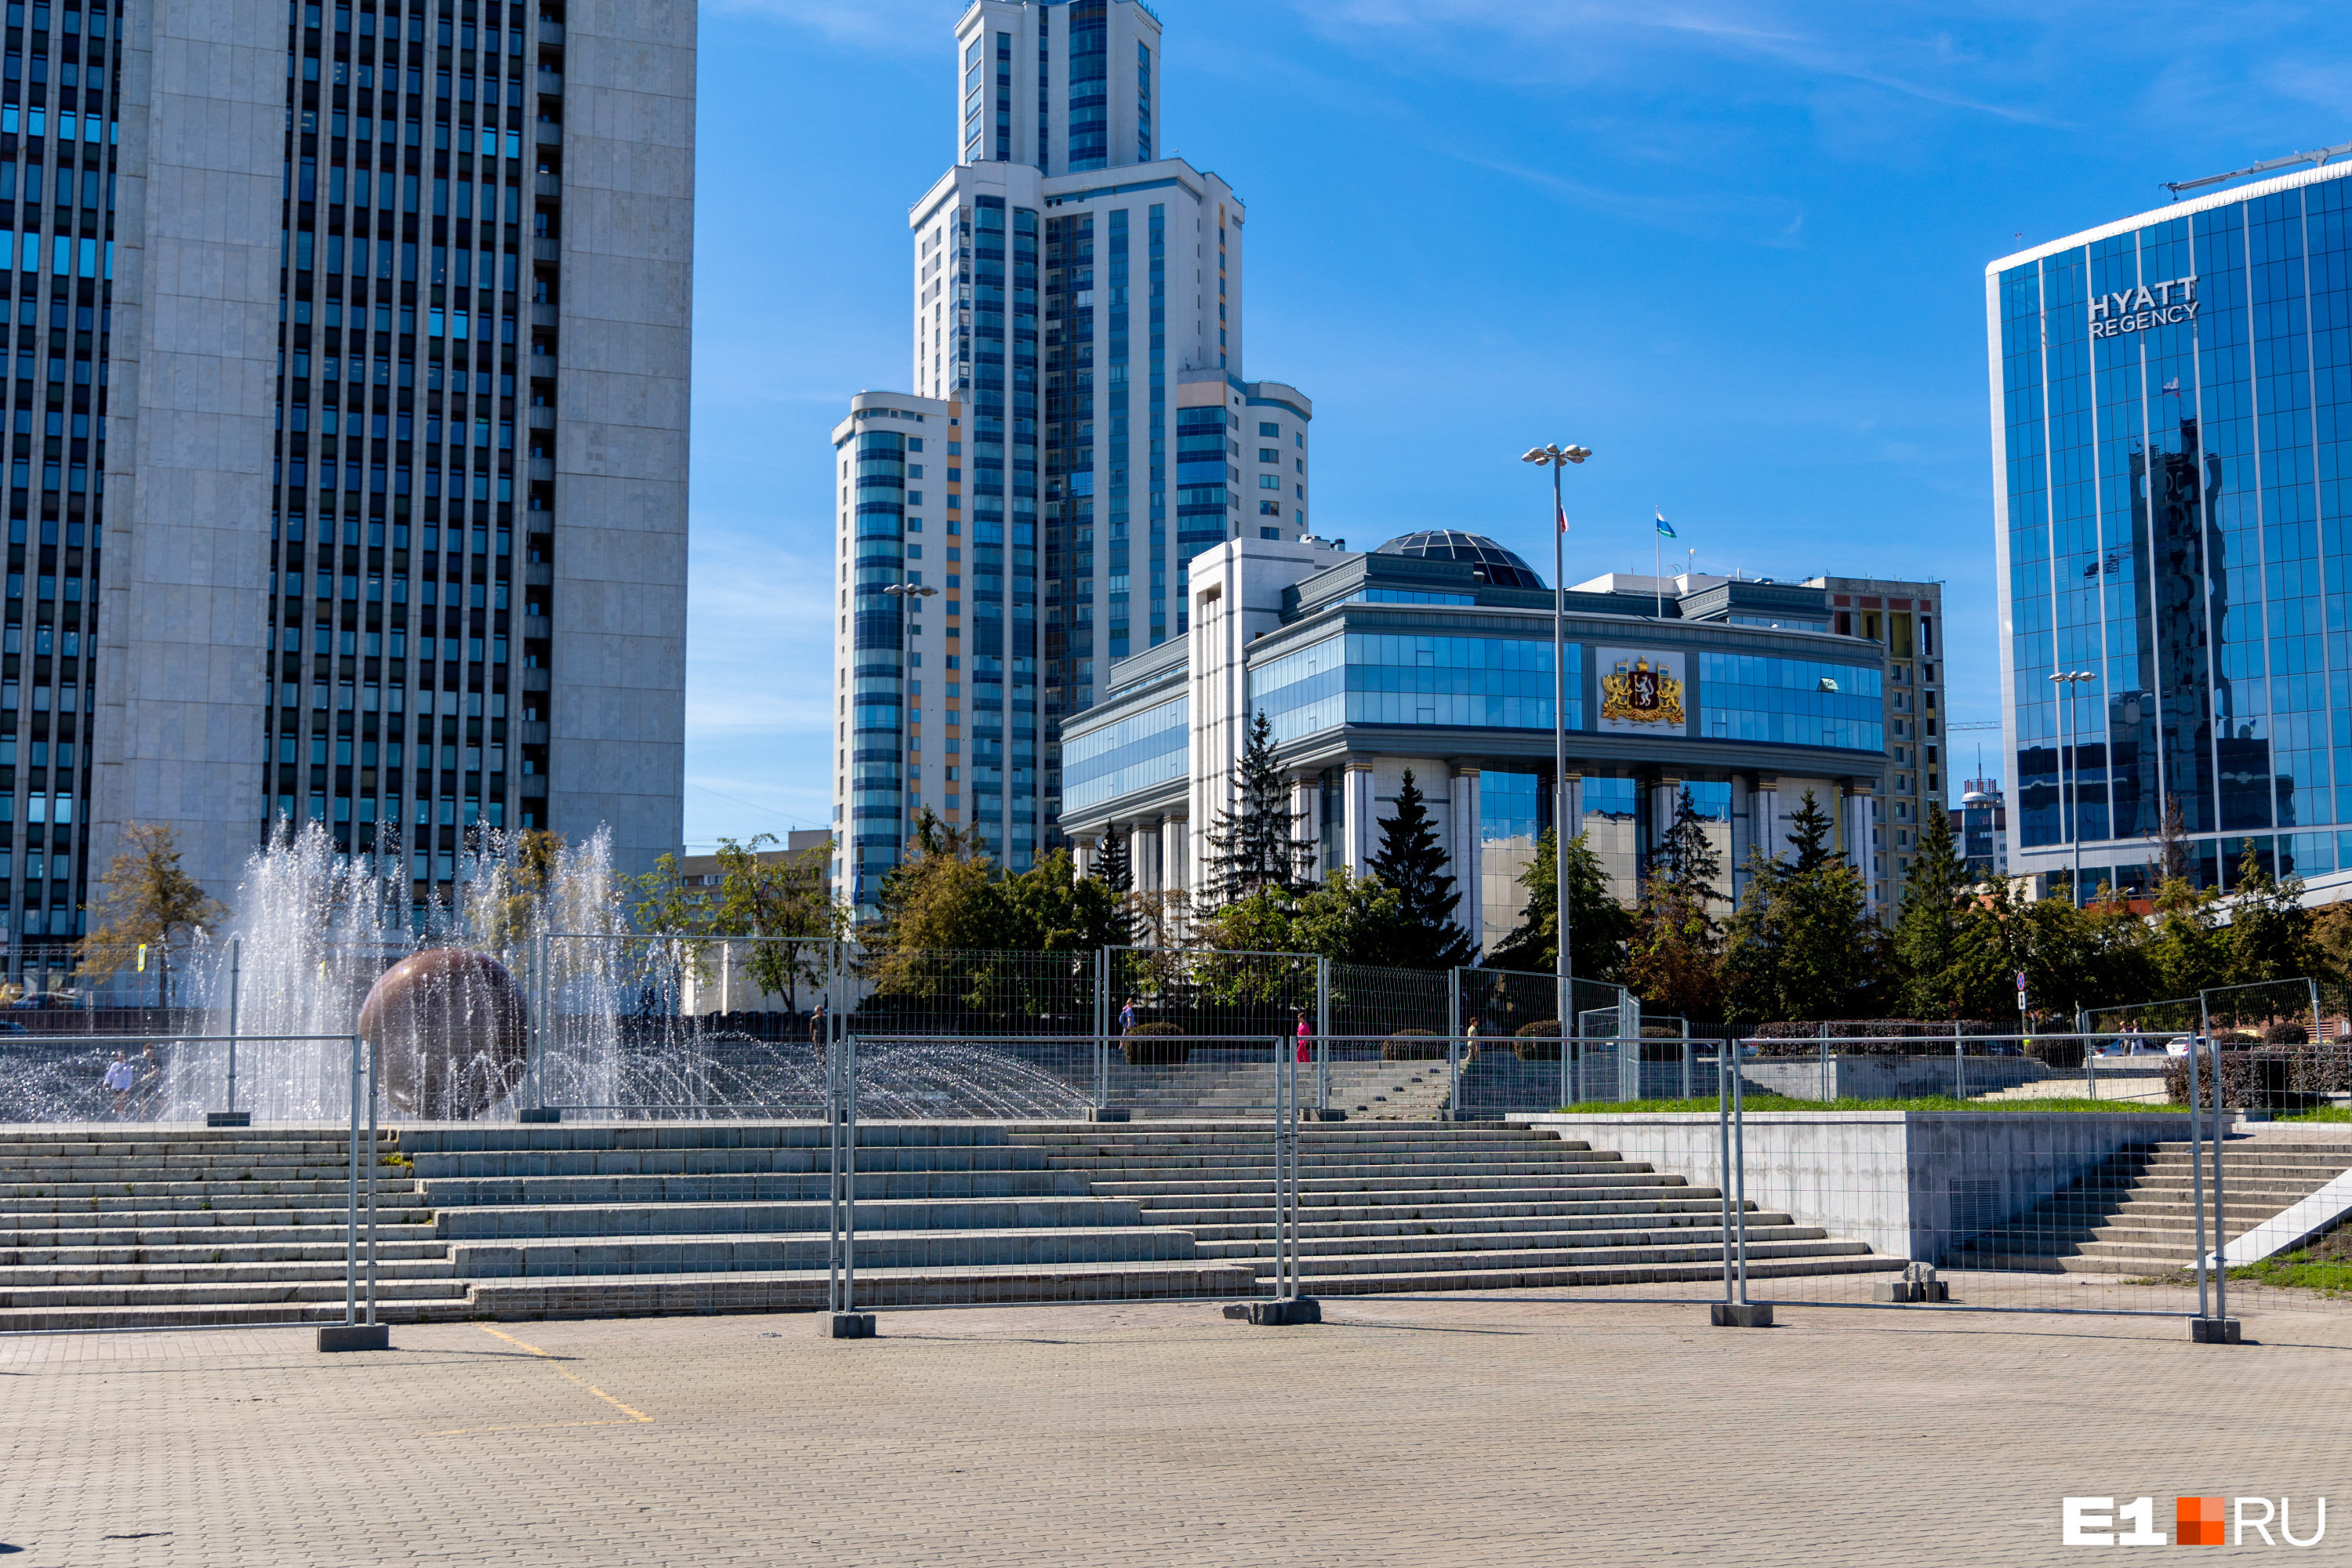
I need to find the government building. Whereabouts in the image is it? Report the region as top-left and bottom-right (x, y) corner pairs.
(1988, 160), (2352, 899)
(1058, 530), (1942, 950)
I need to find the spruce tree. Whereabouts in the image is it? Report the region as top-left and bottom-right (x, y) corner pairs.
(1486, 827), (1632, 983)
(1367, 768), (1474, 968)
(1094, 829), (1134, 895)
(1200, 711), (1316, 906)
(1089, 830), (1140, 948)
(1784, 789), (1838, 873)
(1893, 798), (1970, 1016)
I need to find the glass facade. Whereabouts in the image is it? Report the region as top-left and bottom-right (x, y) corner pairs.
(1697, 651), (1884, 752)
(1061, 692), (1184, 812)
(1250, 633), (1581, 743)
(0, 14), (120, 964)
(1995, 167), (2352, 885)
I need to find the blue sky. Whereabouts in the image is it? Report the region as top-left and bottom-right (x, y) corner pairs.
(681, 0), (2352, 848)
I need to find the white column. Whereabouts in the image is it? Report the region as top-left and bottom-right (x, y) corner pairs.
(1751, 779), (1779, 866)
(1074, 836), (1097, 877)
(1290, 773), (1320, 880)
(1844, 787), (1878, 910)
(1162, 816), (1186, 895)
(1450, 766), (1481, 953)
(1343, 762), (1374, 876)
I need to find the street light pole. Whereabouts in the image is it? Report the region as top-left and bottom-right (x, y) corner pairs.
(1523, 442), (1591, 1054)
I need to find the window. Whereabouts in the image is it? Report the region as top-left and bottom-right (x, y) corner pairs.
(1258, 474), (1279, 489)
(1258, 448), (1279, 463)
(1259, 500), (1280, 515)
(1260, 527), (1283, 539)
(1258, 422), (1279, 437)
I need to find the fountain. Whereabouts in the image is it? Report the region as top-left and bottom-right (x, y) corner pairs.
(0, 820), (1101, 1123)
(358, 949), (529, 1119)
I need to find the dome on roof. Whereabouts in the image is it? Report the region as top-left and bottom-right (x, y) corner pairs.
(1374, 530), (1546, 591)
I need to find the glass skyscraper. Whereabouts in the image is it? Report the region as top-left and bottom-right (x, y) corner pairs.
(1991, 161), (2352, 897)
(832, 0), (1313, 916)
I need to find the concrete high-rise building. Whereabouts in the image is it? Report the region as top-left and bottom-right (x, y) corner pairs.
(14, 0), (691, 975)
(833, 0), (1311, 916)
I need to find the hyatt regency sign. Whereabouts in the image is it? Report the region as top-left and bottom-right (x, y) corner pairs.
(2086, 276), (2198, 339)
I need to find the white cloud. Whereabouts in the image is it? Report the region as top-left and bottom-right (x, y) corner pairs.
(708, 0), (962, 53)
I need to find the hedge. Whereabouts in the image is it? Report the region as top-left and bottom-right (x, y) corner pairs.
(1122, 1021), (1188, 1066)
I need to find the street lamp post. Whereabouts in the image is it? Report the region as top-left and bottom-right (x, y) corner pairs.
(1522, 442), (1591, 1068)
(2047, 670), (2097, 906)
(880, 583), (939, 892)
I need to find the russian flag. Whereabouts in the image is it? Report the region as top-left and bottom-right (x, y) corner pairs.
(1654, 510), (1677, 539)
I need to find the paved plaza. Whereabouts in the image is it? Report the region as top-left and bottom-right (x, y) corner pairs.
(2, 1294), (2349, 1565)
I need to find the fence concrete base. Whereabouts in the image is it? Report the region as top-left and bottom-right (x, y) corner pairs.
(1710, 1302), (1773, 1327)
(1519, 1109), (2196, 1265)
(2190, 1317), (2241, 1345)
(1248, 1298), (1322, 1326)
(1740, 1055), (2049, 1100)
(317, 1323), (390, 1352)
(825, 1313), (877, 1339)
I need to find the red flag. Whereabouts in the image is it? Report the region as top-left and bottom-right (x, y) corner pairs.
(1557, 498), (1570, 534)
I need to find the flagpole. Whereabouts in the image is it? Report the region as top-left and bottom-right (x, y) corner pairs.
(1523, 441), (1589, 1062)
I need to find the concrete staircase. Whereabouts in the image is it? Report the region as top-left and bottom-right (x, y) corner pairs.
(1944, 1139), (2352, 1276)
(4, 1120), (1905, 1329)
(1104, 1060), (1456, 1120)
(1011, 1123), (1897, 1294)
(0, 1129), (466, 1330)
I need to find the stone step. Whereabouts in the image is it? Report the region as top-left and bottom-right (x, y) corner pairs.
(1193, 1218), (1811, 1262)
(1178, 1204), (1772, 1245)
(457, 1258), (1262, 1319)
(1276, 1232), (1853, 1279)
(0, 1256), (459, 1287)
(393, 1125), (1007, 1152)
(416, 1171), (1094, 1207)
(449, 1225), (1208, 1279)
(0, 1301), (392, 1332)
(1036, 1154), (1633, 1174)
(1257, 1251), (1905, 1295)
(406, 1149), (1056, 1179)
(434, 1196), (1144, 1240)
(0, 1204), (434, 1231)
(1088, 1172), (1685, 1199)
(1941, 1249), (2197, 1277)
(1, 1238), (448, 1267)
(0, 1178), (424, 1204)
(0, 1276), (474, 1309)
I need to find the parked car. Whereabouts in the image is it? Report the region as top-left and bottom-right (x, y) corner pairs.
(2163, 1036), (2205, 1057)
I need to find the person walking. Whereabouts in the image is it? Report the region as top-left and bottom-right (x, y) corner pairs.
(1464, 1015), (1482, 1058)
(1119, 996), (1138, 1034)
(102, 1050), (136, 1120)
(1294, 1009), (1312, 1064)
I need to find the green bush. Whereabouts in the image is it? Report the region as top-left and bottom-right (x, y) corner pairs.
(1514, 1021), (1560, 1062)
(2267, 1022), (2310, 1046)
(2027, 1036), (2085, 1071)
(1122, 1021), (1189, 1066)
(1382, 1029), (1446, 1062)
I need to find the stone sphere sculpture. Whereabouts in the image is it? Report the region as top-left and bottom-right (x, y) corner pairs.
(358, 949), (529, 1119)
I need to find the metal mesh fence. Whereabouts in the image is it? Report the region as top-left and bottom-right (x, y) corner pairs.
(1, 1033), (393, 1335)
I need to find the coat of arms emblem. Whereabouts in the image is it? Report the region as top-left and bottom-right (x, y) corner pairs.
(1601, 657), (1686, 725)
